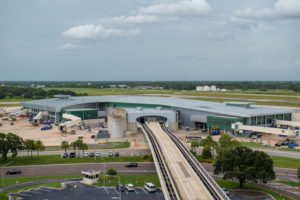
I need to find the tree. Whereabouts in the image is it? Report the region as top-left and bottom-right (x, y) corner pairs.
(214, 146), (275, 188)
(107, 168), (117, 176)
(24, 139), (35, 157)
(298, 167), (300, 179)
(0, 133), (23, 160)
(199, 135), (217, 156)
(200, 136), (217, 149)
(216, 134), (241, 153)
(76, 139), (83, 156)
(35, 140), (45, 157)
(61, 141), (69, 154)
(202, 145), (212, 159)
(70, 141), (77, 153)
(191, 141), (200, 151)
(80, 143), (88, 155)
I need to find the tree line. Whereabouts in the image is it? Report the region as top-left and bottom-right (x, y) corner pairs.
(0, 133), (45, 160)
(1, 81), (300, 92)
(0, 86), (88, 99)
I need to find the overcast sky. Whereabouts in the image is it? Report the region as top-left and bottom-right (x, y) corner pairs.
(0, 0), (300, 81)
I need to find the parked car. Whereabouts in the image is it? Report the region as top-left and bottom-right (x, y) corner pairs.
(125, 162), (138, 168)
(114, 152), (119, 157)
(69, 152), (76, 158)
(10, 122), (14, 125)
(83, 152), (88, 157)
(125, 184), (135, 192)
(6, 169), (22, 175)
(95, 152), (100, 157)
(108, 151), (113, 157)
(89, 152), (95, 157)
(222, 188), (230, 195)
(144, 182), (156, 193)
(91, 135), (95, 139)
(62, 153), (68, 158)
(116, 184), (125, 192)
(275, 143), (281, 147)
(70, 130), (76, 134)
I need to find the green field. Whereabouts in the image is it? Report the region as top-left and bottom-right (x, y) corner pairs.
(216, 180), (294, 200)
(278, 181), (300, 188)
(271, 156), (300, 169)
(94, 174), (160, 187)
(0, 175), (81, 187)
(0, 155), (147, 166)
(0, 104), (20, 107)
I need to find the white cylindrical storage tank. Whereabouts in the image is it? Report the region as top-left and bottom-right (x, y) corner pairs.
(211, 85), (217, 91)
(203, 85), (210, 91)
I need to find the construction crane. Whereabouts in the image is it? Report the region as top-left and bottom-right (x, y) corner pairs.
(32, 111), (48, 126)
(58, 114), (82, 133)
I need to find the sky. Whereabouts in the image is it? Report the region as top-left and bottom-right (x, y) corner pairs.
(0, 0), (300, 81)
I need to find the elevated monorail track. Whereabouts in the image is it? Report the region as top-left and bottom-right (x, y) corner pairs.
(140, 119), (230, 200)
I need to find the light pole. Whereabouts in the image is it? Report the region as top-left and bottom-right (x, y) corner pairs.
(1, 161), (14, 189)
(102, 157), (106, 187)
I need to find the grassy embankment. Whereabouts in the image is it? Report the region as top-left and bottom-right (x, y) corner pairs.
(278, 181), (300, 188)
(0, 155), (145, 166)
(216, 180), (294, 200)
(1, 154), (299, 169)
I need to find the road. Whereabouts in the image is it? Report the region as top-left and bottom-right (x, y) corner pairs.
(2, 162), (297, 182)
(2, 162), (156, 178)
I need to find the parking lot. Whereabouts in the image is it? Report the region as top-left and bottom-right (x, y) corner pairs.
(9, 182), (165, 200)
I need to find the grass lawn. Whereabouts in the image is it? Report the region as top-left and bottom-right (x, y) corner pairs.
(215, 180), (294, 200)
(271, 156), (300, 169)
(0, 98), (31, 102)
(241, 142), (273, 148)
(0, 175), (81, 187)
(93, 174), (160, 187)
(0, 155), (146, 166)
(101, 142), (130, 149)
(0, 104), (20, 107)
(0, 182), (62, 200)
(278, 181), (300, 188)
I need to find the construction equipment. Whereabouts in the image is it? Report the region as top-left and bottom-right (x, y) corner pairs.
(58, 114), (81, 133)
(32, 111), (48, 126)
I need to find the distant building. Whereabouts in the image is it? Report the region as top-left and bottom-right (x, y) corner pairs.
(196, 86), (204, 91)
(203, 85), (210, 91)
(118, 85), (127, 88)
(211, 85), (217, 91)
(109, 85), (116, 89)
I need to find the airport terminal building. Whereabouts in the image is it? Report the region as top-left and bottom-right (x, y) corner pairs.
(21, 95), (296, 133)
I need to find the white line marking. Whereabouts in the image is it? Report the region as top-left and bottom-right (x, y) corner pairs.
(114, 188), (118, 194)
(17, 193), (32, 197)
(290, 178), (298, 182)
(104, 187), (108, 194)
(142, 188), (148, 194)
(125, 190), (128, 195)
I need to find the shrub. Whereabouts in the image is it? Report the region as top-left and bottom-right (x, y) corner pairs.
(202, 146), (212, 159)
(107, 168), (117, 176)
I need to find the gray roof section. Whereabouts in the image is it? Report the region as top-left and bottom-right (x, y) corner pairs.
(20, 95), (296, 118)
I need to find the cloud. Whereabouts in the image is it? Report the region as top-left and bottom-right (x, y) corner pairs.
(59, 43), (82, 50)
(62, 24), (140, 39)
(139, 0), (211, 16)
(229, 17), (258, 29)
(235, 0), (300, 20)
(101, 15), (158, 24)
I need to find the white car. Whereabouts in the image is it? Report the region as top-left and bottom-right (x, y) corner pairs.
(144, 182), (156, 193)
(95, 152), (100, 157)
(125, 184), (135, 192)
(222, 188), (229, 195)
(83, 152), (88, 157)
